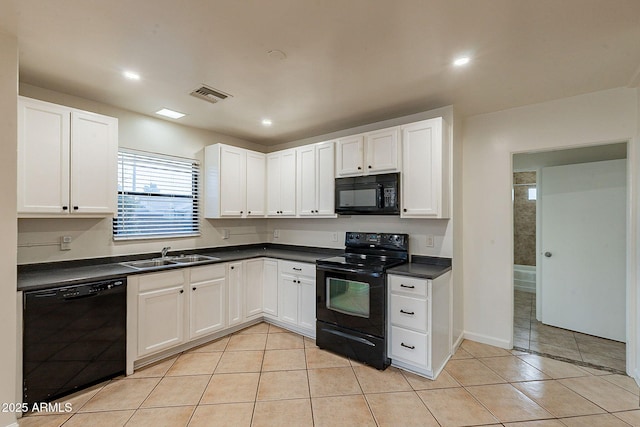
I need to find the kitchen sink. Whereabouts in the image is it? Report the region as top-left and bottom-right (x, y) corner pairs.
(121, 254), (220, 270)
(169, 254), (220, 263)
(121, 259), (178, 269)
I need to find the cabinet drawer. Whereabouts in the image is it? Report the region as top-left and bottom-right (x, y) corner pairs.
(138, 269), (186, 292)
(390, 294), (428, 332)
(389, 275), (428, 297)
(190, 264), (226, 283)
(280, 260), (315, 278)
(390, 326), (429, 369)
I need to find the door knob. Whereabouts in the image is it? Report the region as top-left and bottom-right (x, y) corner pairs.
(544, 252), (552, 258)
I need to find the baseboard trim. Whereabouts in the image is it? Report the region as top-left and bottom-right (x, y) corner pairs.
(463, 331), (511, 350)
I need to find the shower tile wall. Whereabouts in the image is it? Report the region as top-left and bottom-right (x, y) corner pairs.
(514, 171), (536, 266)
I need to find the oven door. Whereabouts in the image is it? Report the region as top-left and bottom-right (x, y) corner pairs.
(316, 265), (386, 337)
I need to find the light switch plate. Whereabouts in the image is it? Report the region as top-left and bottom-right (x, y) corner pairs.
(273, 229), (280, 239)
(60, 235), (72, 251)
(426, 235), (435, 248)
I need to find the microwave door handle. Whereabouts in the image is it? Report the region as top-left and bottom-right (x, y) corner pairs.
(377, 184), (384, 208)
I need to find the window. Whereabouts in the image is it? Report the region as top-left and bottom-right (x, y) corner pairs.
(113, 149), (200, 240)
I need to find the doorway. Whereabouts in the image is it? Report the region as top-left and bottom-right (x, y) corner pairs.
(512, 142), (628, 372)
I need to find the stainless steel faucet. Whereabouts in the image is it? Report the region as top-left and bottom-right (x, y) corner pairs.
(161, 246), (171, 258)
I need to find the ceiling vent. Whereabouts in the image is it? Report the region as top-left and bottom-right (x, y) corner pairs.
(189, 85), (232, 104)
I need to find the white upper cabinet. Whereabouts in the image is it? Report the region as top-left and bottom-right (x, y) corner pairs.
(17, 96), (118, 216)
(266, 149), (296, 216)
(401, 118), (450, 218)
(336, 127), (400, 177)
(296, 141), (336, 217)
(335, 134), (364, 176)
(204, 143), (266, 218)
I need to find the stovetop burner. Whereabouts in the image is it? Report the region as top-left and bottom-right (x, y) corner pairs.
(317, 232), (409, 273)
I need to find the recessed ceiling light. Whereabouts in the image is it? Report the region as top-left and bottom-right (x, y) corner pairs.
(261, 119), (273, 126)
(156, 108), (185, 119)
(123, 70), (141, 80)
(453, 56), (471, 66)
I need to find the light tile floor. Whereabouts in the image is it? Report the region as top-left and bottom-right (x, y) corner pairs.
(20, 322), (640, 427)
(514, 290), (627, 373)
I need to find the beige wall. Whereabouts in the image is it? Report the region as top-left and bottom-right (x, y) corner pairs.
(462, 87), (638, 365)
(0, 31), (18, 427)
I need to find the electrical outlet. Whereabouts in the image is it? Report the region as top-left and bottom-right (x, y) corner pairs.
(426, 234), (435, 248)
(222, 229), (230, 240)
(60, 235), (72, 251)
(273, 229), (280, 239)
(331, 232), (338, 242)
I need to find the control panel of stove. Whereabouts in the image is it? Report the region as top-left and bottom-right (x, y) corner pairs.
(345, 232), (408, 250)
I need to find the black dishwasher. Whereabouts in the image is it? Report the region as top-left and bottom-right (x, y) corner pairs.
(23, 278), (126, 405)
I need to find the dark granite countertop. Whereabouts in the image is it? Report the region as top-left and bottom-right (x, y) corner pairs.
(17, 244), (343, 292)
(388, 255), (452, 279)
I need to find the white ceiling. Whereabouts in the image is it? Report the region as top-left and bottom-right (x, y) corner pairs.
(1, 0), (639, 145)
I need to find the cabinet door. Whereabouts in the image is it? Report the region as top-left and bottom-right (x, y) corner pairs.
(246, 151), (266, 217)
(366, 127), (400, 174)
(316, 142), (336, 215)
(279, 149), (297, 215)
(336, 135), (364, 177)
(70, 111), (118, 214)
(266, 153), (282, 216)
(17, 98), (70, 214)
(227, 262), (243, 326)
(190, 276), (226, 339)
(296, 145), (317, 216)
(244, 258), (264, 319)
(138, 285), (185, 357)
(220, 145), (246, 216)
(262, 259), (279, 318)
(298, 276), (316, 332)
(279, 273), (299, 325)
(401, 118), (445, 218)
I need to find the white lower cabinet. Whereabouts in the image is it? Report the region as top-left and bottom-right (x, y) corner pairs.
(136, 269), (187, 358)
(189, 264), (226, 339)
(127, 257), (316, 374)
(387, 271), (452, 379)
(278, 260), (316, 337)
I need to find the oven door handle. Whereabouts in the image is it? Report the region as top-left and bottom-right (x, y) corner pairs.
(316, 265), (382, 278)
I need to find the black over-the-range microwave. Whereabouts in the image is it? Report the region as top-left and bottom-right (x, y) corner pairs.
(334, 172), (400, 215)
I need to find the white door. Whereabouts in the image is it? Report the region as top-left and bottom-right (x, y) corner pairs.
(220, 145), (246, 216)
(138, 285), (185, 356)
(244, 258), (264, 319)
(540, 159), (626, 341)
(71, 111), (118, 214)
(262, 259), (279, 318)
(190, 276), (226, 339)
(17, 98), (70, 214)
(366, 127), (400, 173)
(401, 118), (443, 218)
(279, 149), (297, 215)
(266, 153), (282, 216)
(246, 151), (266, 216)
(298, 276), (316, 332)
(316, 142), (336, 215)
(336, 135), (364, 176)
(227, 262), (244, 326)
(297, 145), (317, 216)
(279, 273), (299, 325)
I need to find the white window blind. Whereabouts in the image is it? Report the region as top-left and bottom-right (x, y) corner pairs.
(113, 150), (200, 240)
